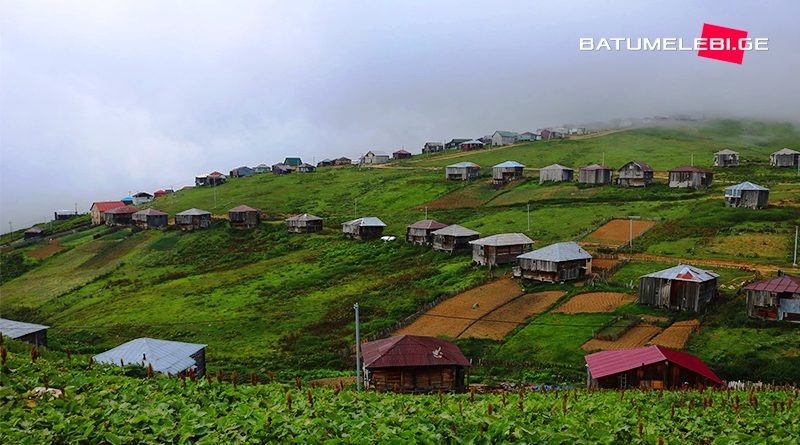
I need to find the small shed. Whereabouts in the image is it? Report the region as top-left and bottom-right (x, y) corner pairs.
(90, 201), (126, 225)
(578, 164), (613, 185)
(724, 181), (769, 209)
(229, 166), (255, 178)
(406, 219), (448, 245)
(539, 164), (573, 184)
(470, 233), (534, 266)
(445, 162), (481, 180)
(254, 164), (271, 174)
(24, 227), (44, 240)
(491, 131), (518, 146)
(132, 208), (168, 229)
(361, 335), (470, 393)
(175, 208), (212, 230)
(393, 149), (412, 160)
(104, 206), (137, 226)
(334, 157), (352, 166)
(617, 161), (653, 187)
(342, 217), (386, 240)
(272, 163), (292, 174)
(585, 346), (722, 389)
(744, 274), (800, 323)
(284, 157), (303, 167)
(286, 213), (323, 233)
(668, 166), (713, 189)
(228, 205), (261, 229)
(444, 139), (469, 150)
(423, 142), (445, 153)
(93, 338), (207, 376)
(515, 241), (592, 282)
(317, 159), (334, 168)
(431, 224), (480, 253)
(360, 151), (391, 165)
(459, 140), (485, 151)
(297, 163), (316, 173)
(714, 149), (739, 167)
(0, 318), (49, 347)
(492, 161), (525, 183)
(638, 264), (719, 312)
(770, 148), (800, 167)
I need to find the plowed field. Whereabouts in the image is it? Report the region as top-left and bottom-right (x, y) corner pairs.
(554, 292), (635, 314)
(583, 219), (657, 248)
(26, 239), (64, 259)
(582, 324), (663, 351)
(459, 291), (564, 340)
(649, 319), (700, 349)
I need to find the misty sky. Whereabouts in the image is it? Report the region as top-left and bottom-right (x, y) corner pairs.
(1, 1), (799, 230)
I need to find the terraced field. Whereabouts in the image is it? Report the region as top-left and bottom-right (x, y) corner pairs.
(553, 292), (636, 314)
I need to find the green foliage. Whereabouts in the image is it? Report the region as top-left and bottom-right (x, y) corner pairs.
(0, 252), (34, 284)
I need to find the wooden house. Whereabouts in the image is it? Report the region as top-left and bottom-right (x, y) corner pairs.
(297, 163), (316, 173)
(515, 241), (592, 282)
(393, 149), (412, 160)
(444, 139), (469, 150)
(445, 162), (481, 180)
(131, 192), (154, 205)
(491, 131), (519, 146)
(228, 205), (261, 229)
(585, 346), (722, 389)
(714, 149), (739, 167)
(668, 166), (713, 189)
(406, 219), (448, 245)
(744, 274), (800, 323)
(360, 151), (390, 165)
(724, 181), (769, 209)
(342, 217), (386, 240)
(229, 166), (255, 178)
(271, 163), (292, 174)
(770, 148), (800, 167)
(334, 157), (352, 166)
(195, 171), (227, 187)
(284, 157), (303, 167)
(153, 189), (170, 199)
(175, 208), (212, 230)
(518, 132), (541, 142)
(254, 164), (271, 174)
(578, 164), (613, 185)
(104, 206), (137, 226)
(90, 201), (125, 225)
(54, 210), (78, 220)
(459, 140), (485, 151)
(361, 335), (470, 393)
(316, 159), (334, 168)
(132, 208), (168, 229)
(638, 264), (719, 312)
(492, 161), (525, 184)
(539, 129), (553, 140)
(431, 224), (480, 253)
(539, 164), (573, 184)
(422, 142), (445, 153)
(24, 227), (44, 240)
(0, 318), (49, 347)
(94, 338), (207, 377)
(286, 213), (323, 233)
(470, 233), (534, 266)
(617, 161), (653, 187)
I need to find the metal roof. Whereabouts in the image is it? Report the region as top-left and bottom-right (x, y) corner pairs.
(724, 181), (769, 192)
(460, 140), (484, 145)
(447, 161), (480, 168)
(744, 275), (800, 294)
(714, 149), (739, 155)
(773, 147), (800, 155)
(286, 213), (322, 221)
(619, 160), (653, 172)
(517, 241), (591, 262)
(494, 131), (518, 137)
(93, 338), (206, 375)
(362, 335), (470, 369)
(641, 264), (719, 283)
(407, 219), (448, 230)
(540, 163), (573, 171)
(229, 205), (260, 213)
(585, 346), (721, 383)
(91, 201), (126, 212)
(669, 165), (712, 173)
(470, 233), (534, 247)
(365, 151), (390, 157)
(393, 149), (411, 154)
(25, 227), (44, 234)
(105, 206), (137, 215)
(342, 217), (386, 227)
(493, 161), (525, 168)
(0, 318), (49, 339)
(133, 192), (154, 198)
(133, 208), (167, 216)
(431, 224), (480, 237)
(176, 208), (211, 216)
(580, 164), (612, 171)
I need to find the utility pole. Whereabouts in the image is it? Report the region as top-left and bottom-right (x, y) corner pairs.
(354, 198), (358, 218)
(793, 225), (798, 267)
(691, 153), (694, 167)
(629, 217), (633, 253)
(354, 303), (362, 391)
(424, 206), (428, 219)
(527, 203), (531, 232)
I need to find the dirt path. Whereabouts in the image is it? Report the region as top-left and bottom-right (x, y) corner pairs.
(622, 253), (798, 275)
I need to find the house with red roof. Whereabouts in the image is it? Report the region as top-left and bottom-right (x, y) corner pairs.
(744, 274), (800, 323)
(361, 335), (470, 393)
(585, 346), (722, 389)
(89, 201), (126, 225)
(638, 264), (719, 312)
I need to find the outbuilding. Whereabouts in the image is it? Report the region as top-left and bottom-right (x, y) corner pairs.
(24, 227), (44, 240)
(423, 142), (445, 153)
(744, 274), (800, 323)
(175, 208), (212, 230)
(132, 208), (168, 229)
(342, 217), (386, 240)
(317, 159), (334, 168)
(585, 346), (722, 389)
(393, 149), (412, 160)
(229, 166), (255, 178)
(334, 157), (352, 166)
(444, 139), (469, 150)
(54, 210), (79, 220)
(445, 162), (481, 180)
(104, 206), (137, 226)
(470, 233), (534, 266)
(770, 148), (800, 167)
(724, 181), (769, 209)
(254, 164), (272, 174)
(638, 264), (719, 312)
(286, 213), (323, 233)
(492, 161), (525, 184)
(617, 160), (653, 187)
(0, 318), (49, 347)
(360, 151), (391, 165)
(361, 335), (470, 393)
(89, 201), (125, 225)
(714, 149), (739, 167)
(297, 163), (316, 173)
(431, 224), (480, 253)
(459, 140), (485, 151)
(228, 205), (261, 229)
(93, 338), (207, 376)
(406, 219), (448, 245)
(515, 241), (592, 282)
(272, 163), (292, 174)
(491, 131), (519, 146)
(668, 166), (713, 189)
(578, 164), (613, 185)
(539, 164), (573, 184)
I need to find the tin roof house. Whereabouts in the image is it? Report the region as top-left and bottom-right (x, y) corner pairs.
(286, 213), (323, 233)
(272, 163), (292, 175)
(228, 205), (261, 229)
(393, 149), (412, 159)
(431, 224), (480, 254)
(770, 148), (800, 167)
(24, 227), (44, 240)
(360, 151), (391, 165)
(406, 219), (448, 246)
(724, 181), (769, 209)
(444, 139), (469, 150)
(297, 163), (316, 173)
(284, 157), (303, 167)
(668, 166), (713, 189)
(491, 131), (519, 146)
(617, 161), (653, 187)
(0, 318), (49, 347)
(714, 149), (739, 167)
(638, 264), (719, 312)
(744, 274), (800, 323)
(445, 162), (481, 181)
(470, 233), (534, 266)
(90, 201), (126, 225)
(175, 208), (212, 230)
(104, 206), (137, 226)
(459, 140), (485, 151)
(492, 161), (525, 184)
(578, 164), (613, 185)
(132, 208), (168, 229)
(515, 241), (592, 282)
(342, 217), (386, 240)
(132, 192), (154, 205)
(94, 338), (207, 376)
(229, 166), (255, 178)
(254, 164), (271, 174)
(195, 171), (227, 187)
(585, 346), (722, 389)
(423, 142), (445, 153)
(539, 164), (573, 184)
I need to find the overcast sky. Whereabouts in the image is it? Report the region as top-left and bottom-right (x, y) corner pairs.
(1, 1), (799, 230)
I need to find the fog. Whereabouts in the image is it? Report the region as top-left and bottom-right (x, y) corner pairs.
(1, 0), (799, 231)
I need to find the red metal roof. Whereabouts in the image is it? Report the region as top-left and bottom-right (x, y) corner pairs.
(670, 165), (712, 173)
(104, 205), (137, 215)
(208, 171), (225, 177)
(585, 345), (721, 384)
(362, 335), (471, 369)
(407, 219), (448, 230)
(91, 201), (126, 212)
(229, 205), (261, 213)
(744, 275), (800, 294)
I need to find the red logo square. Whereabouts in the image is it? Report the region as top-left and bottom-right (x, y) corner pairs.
(697, 23), (748, 64)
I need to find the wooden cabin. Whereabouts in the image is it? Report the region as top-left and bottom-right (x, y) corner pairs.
(459, 140), (485, 151)
(639, 264), (719, 312)
(175, 208), (212, 231)
(515, 242), (592, 282)
(104, 206), (137, 226)
(229, 166), (255, 178)
(132, 208), (168, 229)
(297, 163), (316, 173)
(254, 164), (271, 173)
(360, 151), (390, 165)
(422, 142), (445, 153)
(491, 131), (518, 146)
(132, 192), (154, 205)
(539, 164), (573, 184)
(431, 224), (480, 253)
(393, 149), (412, 160)
(0, 318), (49, 347)
(334, 157), (352, 166)
(342, 217), (386, 240)
(668, 166), (713, 189)
(445, 139), (469, 150)
(90, 201), (125, 225)
(284, 157), (303, 167)
(578, 164), (613, 185)
(744, 274), (800, 323)
(361, 335), (470, 393)
(445, 162), (481, 180)
(316, 159), (334, 168)
(492, 161), (525, 184)
(286, 213), (323, 233)
(272, 163), (292, 175)
(585, 346), (722, 389)
(770, 148), (799, 167)
(470, 233), (534, 266)
(714, 149), (739, 167)
(724, 181), (769, 209)
(406, 219), (448, 245)
(24, 227), (44, 240)
(228, 205), (261, 229)
(617, 161), (653, 187)
(195, 171), (226, 187)
(94, 338), (207, 377)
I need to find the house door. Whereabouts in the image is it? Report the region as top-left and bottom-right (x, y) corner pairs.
(669, 281), (682, 308)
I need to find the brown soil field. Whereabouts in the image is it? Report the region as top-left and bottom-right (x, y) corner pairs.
(648, 319), (700, 349)
(459, 291), (565, 340)
(424, 186), (491, 209)
(640, 315), (670, 323)
(582, 324), (663, 351)
(592, 258), (620, 270)
(584, 219), (657, 247)
(554, 292), (635, 314)
(309, 376), (356, 388)
(397, 277), (523, 338)
(26, 239), (65, 259)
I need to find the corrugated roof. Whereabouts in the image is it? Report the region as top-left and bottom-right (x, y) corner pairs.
(208, 171), (225, 177)
(518, 241), (591, 262)
(133, 208), (167, 216)
(447, 161), (480, 168)
(470, 233), (534, 247)
(287, 213), (322, 221)
(229, 205), (260, 213)
(133, 192), (153, 198)
(540, 163), (573, 171)
(669, 166), (711, 173)
(744, 275), (800, 293)
(460, 140), (484, 145)
(773, 147), (800, 155)
(93, 338), (206, 375)
(714, 149), (739, 155)
(105, 206), (137, 215)
(493, 161), (525, 168)
(176, 208), (211, 216)
(92, 201), (126, 212)
(366, 151), (390, 157)
(0, 318), (49, 339)
(494, 131), (518, 137)
(641, 264), (719, 282)
(25, 227), (44, 234)
(393, 149), (411, 155)
(585, 346), (721, 383)
(620, 160), (653, 172)
(343, 217), (386, 227)
(580, 164), (612, 171)
(725, 181), (769, 192)
(431, 224), (480, 237)
(407, 219), (448, 230)
(362, 335), (470, 369)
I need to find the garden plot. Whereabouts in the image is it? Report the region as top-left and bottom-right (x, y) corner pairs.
(582, 219), (657, 248)
(582, 324), (663, 351)
(649, 319), (700, 349)
(459, 291), (565, 340)
(553, 292), (635, 314)
(26, 239), (65, 259)
(592, 258), (621, 270)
